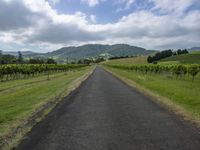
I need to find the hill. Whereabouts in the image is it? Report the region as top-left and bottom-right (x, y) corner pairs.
(189, 47), (200, 51)
(1, 44), (155, 62)
(159, 52), (200, 64)
(2, 51), (42, 56)
(104, 51), (200, 65)
(44, 44), (154, 60)
(105, 56), (148, 65)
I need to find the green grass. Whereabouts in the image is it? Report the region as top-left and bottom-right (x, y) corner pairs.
(103, 52), (200, 66)
(0, 73), (65, 92)
(191, 51), (200, 54)
(104, 66), (200, 123)
(159, 53), (200, 64)
(104, 56), (147, 65)
(0, 67), (91, 137)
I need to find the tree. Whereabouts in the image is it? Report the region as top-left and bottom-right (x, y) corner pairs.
(83, 58), (92, 65)
(29, 58), (45, 64)
(177, 49), (182, 55)
(17, 51), (23, 64)
(147, 49), (173, 63)
(46, 58), (57, 64)
(0, 50), (2, 64)
(176, 49), (189, 55)
(182, 49), (189, 54)
(173, 51), (177, 55)
(147, 56), (153, 63)
(77, 59), (83, 64)
(0, 54), (17, 64)
(95, 57), (105, 63)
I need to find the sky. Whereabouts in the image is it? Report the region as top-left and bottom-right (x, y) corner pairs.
(0, 0), (200, 52)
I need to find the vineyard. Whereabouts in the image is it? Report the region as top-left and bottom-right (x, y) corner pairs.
(105, 64), (200, 80)
(0, 64), (88, 81)
(104, 60), (200, 129)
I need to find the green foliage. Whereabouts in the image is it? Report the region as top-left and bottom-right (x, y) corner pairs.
(46, 58), (57, 64)
(147, 56), (153, 63)
(105, 64), (200, 80)
(188, 65), (199, 80)
(0, 64), (87, 81)
(147, 49), (189, 63)
(0, 54), (17, 64)
(147, 49), (173, 63)
(172, 65), (187, 78)
(29, 58), (45, 64)
(17, 51), (23, 64)
(177, 49), (189, 55)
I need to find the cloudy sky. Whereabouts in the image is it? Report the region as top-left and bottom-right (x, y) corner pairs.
(0, 0), (200, 52)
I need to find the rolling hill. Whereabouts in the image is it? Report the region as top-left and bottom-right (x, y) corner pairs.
(2, 45), (200, 63)
(43, 44), (154, 60)
(159, 52), (200, 64)
(188, 47), (200, 51)
(1, 44), (155, 62)
(2, 51), (42, 56)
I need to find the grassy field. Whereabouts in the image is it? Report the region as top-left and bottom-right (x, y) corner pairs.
(103, 57), (200, 125)
(0, 66), (92, 148)
(159, 52), (200, 64)
(105, 52), (200, 65)
(107, 56), (147, 65)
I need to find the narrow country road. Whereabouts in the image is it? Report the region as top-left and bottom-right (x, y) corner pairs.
(15, 67), (200, 150)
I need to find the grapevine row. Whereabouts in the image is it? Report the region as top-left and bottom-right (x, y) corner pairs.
(0, 64), (88, 81)
(105, 64), (200, 80)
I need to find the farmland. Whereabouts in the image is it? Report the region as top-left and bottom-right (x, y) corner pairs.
(1, 50), (200, 149)
(0, 64), (88, 81)
(103, 55), (200, 125)
(107, 51), (200, 65)
(2, 0), (200, 149)
(0, 65), (92, 149)
(159, 52), (200, 64)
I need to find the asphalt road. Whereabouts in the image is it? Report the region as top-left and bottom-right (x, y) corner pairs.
(15, 67), (200, 150)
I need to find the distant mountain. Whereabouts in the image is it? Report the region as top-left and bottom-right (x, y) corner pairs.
(2, 51), (42, 56)
(189, 47), (200, 51)
(1, 44), (155, 62)
(43, 44), (155, 60)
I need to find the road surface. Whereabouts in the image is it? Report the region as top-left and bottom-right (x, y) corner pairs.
(15, 67), (200, 150)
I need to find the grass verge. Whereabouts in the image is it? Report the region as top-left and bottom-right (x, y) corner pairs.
(0, 66), (94, 150)
(103, 66), (200, 127)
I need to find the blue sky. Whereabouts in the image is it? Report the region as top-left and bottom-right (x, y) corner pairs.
(0, 0), (200, 52)
(51, 0), (145, 23)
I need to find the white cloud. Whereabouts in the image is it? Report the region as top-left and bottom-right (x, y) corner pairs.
(90, 15), (97, 23)
(116, 0), (135, 12)
(81, 0), (104, 7)
(0, 0), (200, 52)
(125, 0), (135, 9)
(49, 0), (60, 5)
(150, 0), (197, 14)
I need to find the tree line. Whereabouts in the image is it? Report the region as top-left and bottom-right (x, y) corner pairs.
(0, 51), (57, 64)
(109, 55), (135, 60)
(0, 50), (107, 65)
(147, 49), (189, 63)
